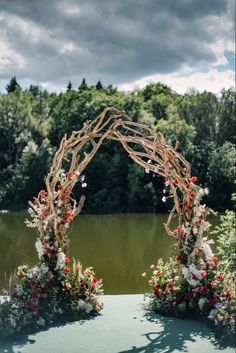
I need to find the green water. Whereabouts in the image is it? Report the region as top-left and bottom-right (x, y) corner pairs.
(0, 212), (220, 294)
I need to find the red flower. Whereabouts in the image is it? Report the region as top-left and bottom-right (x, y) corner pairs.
(169, 165), (173, 170)
(190, 176), (197, 183)
(190, 192), (196, 199)
(18, 274), (24, 279)
(173, 178), (179, 185)
(39, 190), (47, 199)
(91, 277), (97, 289)
(30, 281), (37, 286)
(65, 257), (70, 262)
(207, 298), (218, 307)
(64, 267), (71, 272)
(216, 275), (223, 281)
(185, 293), (193, 301)
(227, 297), (232, 302)
(180, 231), (185, 239)
(33, 197), (38, 205)
(61, 218), (68, 225)
(201, 287), (208, 295)
(176, 255), (182, 262)
(154, 284), (161, 293)
(66, 210), (74, 222)
(58, 184), (64, 190)
(173, 225), (181, 236)
(68, 171), (74, 181)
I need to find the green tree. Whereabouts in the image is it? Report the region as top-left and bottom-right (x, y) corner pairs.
(155, 104), (196, 152)
(67, 81), (73, 92)
(79, 78), (88, 91)
(207, 142), (236, 209)
(217, 88), (236, 145)
(5, 76), (21, 93)
(96, 80), (103, 90)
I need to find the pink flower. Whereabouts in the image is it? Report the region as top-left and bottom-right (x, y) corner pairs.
(65, 282), (72, 289)
(200, 271), (207, 277)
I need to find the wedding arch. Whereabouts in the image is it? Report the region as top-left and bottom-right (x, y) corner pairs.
(29, 107), (206, 264)
(1, 107), (233, 339)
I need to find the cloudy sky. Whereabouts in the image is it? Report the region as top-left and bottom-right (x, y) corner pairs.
(0, 0), (235, 93)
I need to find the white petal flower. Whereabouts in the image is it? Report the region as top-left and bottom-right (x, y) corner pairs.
(55, 252), (66, 270)
(35, 239), (45, 259)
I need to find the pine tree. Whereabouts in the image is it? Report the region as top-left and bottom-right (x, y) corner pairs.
(67, 81), (73, 91)
(5, 76), (21, 93)
(79, 78), (88, 91)
(96, 80), (103, 90)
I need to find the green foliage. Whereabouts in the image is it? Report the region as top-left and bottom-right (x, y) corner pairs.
(0, 81), (235, 212)
(155, 104), (196, 151)
(212, 209), (236, 273)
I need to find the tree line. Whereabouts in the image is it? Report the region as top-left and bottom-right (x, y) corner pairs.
(0, 77), (235, 212)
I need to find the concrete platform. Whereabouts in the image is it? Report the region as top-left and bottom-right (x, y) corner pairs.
(0, 295), (234, 353)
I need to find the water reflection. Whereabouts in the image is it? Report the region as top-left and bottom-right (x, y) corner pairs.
(0, 213), (219, 294)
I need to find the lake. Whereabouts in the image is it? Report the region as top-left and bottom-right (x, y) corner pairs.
(0, 212), (220, 294)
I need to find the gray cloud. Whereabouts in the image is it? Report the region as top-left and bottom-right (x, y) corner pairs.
(0, 0), (234, 89)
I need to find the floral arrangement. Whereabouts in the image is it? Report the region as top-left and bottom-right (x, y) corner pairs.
(0, 167), (103, 339)
(0, 262), (103, 339)
(143, 186), (235, 342)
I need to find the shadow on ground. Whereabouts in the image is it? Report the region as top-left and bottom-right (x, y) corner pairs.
(119, 311), (235, 353)
(0, 313), (98, 353)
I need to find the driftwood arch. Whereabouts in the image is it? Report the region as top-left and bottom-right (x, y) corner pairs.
(28, 107), (209, 267)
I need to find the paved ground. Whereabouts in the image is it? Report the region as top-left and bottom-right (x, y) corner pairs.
(0, 295), (234, 353)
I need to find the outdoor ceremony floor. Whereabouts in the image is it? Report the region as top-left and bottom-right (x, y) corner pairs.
(0, 295), (234, 353)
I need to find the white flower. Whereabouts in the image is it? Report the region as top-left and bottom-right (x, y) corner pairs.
(189, 264), (201, 277)
(35, 239), (45, 259)
(189, 279), (199, 287)
(204, 188), (209, 195)
(142, 272), (147, 277)
(165, 180), (170, 187)
(198, 297), (207, 311)
(55, 252), (66, 270)
(162, 196), (166, 203)
(182, 266), (189, 277)
(145, 169), (150, 174)
(82, 183), (87, 188)
(202, 242), (213, 261)
(76, 300), (93, 314)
